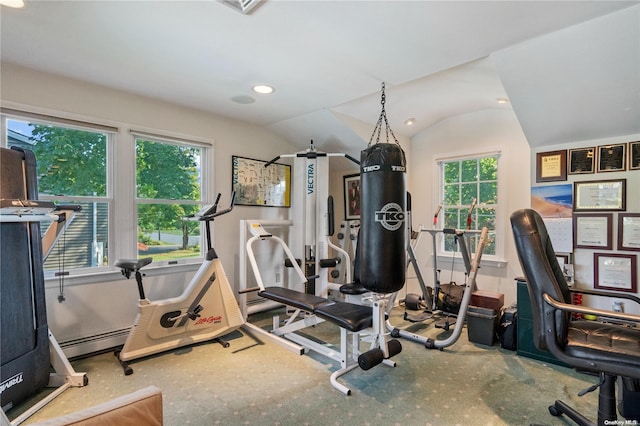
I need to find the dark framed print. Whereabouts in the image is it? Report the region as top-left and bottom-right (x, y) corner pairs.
(629, 141), (640, 170)
(536, 150), (567, 182)
(231, 155), (291, 207)
(568, 147), (595, 175)
(573, 179), (626, 212)
(574, 213), (613, 250)
(618, 213), (640, 251)
(343, 173), (360, 220)
(594, 253), (637, 293)
(597, 143), (626, 172)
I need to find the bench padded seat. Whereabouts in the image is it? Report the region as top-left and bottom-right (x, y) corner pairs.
(258, 286), (331, 312)
(315, 302), (372, 332)
(258, 287), (373, 332)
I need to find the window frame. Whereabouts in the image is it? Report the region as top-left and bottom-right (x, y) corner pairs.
(1, 106), (216, 279)
(131, 130), (214, 266)
(2, 109), (115, 276)
(435, 150), (504, 263)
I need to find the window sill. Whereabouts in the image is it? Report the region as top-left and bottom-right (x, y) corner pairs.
(44, 261), (202, 287)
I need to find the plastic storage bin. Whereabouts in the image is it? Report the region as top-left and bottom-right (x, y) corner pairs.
(467, 306), (499, 346)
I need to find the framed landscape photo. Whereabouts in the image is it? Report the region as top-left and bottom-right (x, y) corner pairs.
(597, 143), (626, 172)
(594, 253), (637, 293)
(629, 141), (640, 170)
(618, 213), (640, 252)
(343, 173), (361, 220)
(573, 213), (612, 250)
(536, 150), (567, 183)
(573, 179), (626, 212)
(568, 147), (595, 175)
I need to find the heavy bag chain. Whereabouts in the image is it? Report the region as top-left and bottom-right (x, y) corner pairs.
(368, 82), (401, 147)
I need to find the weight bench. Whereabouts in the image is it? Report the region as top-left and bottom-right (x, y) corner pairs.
(243, 223), (401, 395)
(258, 287), (373, 332)
(256, 286), (398, 395)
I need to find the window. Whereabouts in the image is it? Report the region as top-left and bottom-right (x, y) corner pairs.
(4, 116), (112, 272)
(134, 135), (206, 262)
(439, 154), (498, 256)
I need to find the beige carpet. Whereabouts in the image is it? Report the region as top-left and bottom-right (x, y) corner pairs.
(9, 306), (596, 425)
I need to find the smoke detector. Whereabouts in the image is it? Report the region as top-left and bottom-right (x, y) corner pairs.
(220, 0), (263, 15)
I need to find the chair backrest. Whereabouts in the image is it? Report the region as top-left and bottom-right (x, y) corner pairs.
(510, 209), (571, 350)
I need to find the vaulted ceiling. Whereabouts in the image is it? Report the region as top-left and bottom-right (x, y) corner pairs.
(2, 1), (639, 155)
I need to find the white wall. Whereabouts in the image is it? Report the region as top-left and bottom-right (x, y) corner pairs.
(409, 108), (531, 306)
(1, 63), (298, 355)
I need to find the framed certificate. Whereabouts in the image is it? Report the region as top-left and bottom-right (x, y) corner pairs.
(630, 141), (640, 170)
(618, 213), (640, 252)
(536, 150), (567, 182)
(568, 147), (595, 175)
(573, 213), (612, 250)
(573, 179), (626, 212)
(597, 143), (626, 172)
(594, 253), (637, 293)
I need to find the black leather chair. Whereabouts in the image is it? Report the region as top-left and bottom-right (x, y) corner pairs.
(510, 208), (640, 425)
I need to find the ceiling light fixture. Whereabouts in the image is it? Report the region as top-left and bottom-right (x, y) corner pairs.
(496, 97), (509, 104)
(0, 0), (25, 8)
(252, 84), (275, 95)
(404, 118), (416, 126)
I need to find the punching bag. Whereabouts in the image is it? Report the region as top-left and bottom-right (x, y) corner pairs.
(358, 143), (406, 293)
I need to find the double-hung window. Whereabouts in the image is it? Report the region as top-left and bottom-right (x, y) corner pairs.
(3, 112), (114, 273)
(133, 132), (208, 263)
(439, 153), (499, 257)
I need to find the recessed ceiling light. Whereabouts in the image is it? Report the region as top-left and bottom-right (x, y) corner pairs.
(404, 118), (416, 126)
(252, 84), (275, 94)
(496, 98), (509, 104)
(0, 0), (24, 7)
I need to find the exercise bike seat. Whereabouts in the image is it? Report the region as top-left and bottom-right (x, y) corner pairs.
(115, 257), (152, 277)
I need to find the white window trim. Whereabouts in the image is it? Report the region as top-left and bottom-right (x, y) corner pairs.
(1, 101), (216, 280)
(433, 148), (507, 268)
(131, 131), (215, 266)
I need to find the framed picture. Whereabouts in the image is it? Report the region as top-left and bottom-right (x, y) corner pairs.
(231, 155), (291, 207)
(594, 253), (637, 293)
(536, 150), (567, 183)
(573, 179), (626, 212)
(343, 173), (361, 220)
(629, 141), (640, 170)
(568, 147), (595, 175)
(618, 213), (640, 251)
(597, 143), (626, 172)
(573, 213), (612, 250)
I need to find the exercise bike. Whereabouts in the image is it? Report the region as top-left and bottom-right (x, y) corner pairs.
(114, 192), (244, 375)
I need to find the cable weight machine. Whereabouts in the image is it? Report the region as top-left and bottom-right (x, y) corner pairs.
(262, 141), (360, 298)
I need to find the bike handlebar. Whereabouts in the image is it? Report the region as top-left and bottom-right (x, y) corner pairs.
(200, 192), (235, 221)
(184, 192), (235, 222)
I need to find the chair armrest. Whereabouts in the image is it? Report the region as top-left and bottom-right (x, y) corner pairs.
(543, 293), (640, 324)
(569, 288), (640, 306)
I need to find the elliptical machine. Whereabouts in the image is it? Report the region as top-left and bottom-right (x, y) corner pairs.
(114, 192), (244, 375)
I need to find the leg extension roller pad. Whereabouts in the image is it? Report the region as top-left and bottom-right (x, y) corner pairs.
(358, 339), (402, 370)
